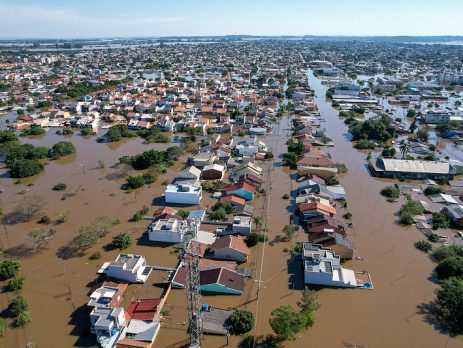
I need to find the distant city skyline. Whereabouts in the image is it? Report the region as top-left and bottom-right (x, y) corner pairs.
(1, 0), (462, 39)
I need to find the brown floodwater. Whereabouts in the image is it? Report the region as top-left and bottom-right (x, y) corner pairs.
(1, 70), (462, 347)
(0, 131), (182, 347)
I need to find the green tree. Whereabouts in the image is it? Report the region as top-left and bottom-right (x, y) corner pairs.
(227, 310), (255, 335)
(112, 232), (133, 250)
(50, 141), (76, 159)
(424, 186), (442, 195)
(269, 305), (306, 342)
(435, 256), (463, 280)
(380, 186), (400, 201)
(0, 260), (21, 280)
(431, 245), (463, 262)
(416, 128), (430, 143)
(0, 130), (18, 143)
(127, 175), (145, 189)
(297, 289), (320, 314)
(9, 296), (28, 317)
(283, 225), (298, 241)
(27, 227), (56, 253)
(435, 277), (463, 334)
(176, 210), (189, 219)
(9, 159), (44, 178)
(399, 140), (411, 159)
(8, 276), (25, 291)
(432, 210), (450, 230)
(15, 311), (31, 327)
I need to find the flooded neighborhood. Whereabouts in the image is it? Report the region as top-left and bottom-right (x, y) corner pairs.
(0, 2), (463, 348)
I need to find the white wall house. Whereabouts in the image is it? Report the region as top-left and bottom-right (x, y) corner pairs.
(164, 184), (202, 205)
(102, 254), (151, 283)
(147, 218), (184, 243)
(302, 243), (358, 288)
(90, 307), (127, 348)
(232, 216), (252, 236)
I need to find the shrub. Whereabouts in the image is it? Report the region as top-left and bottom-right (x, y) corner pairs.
(435, 256), (463, 280)
(355, 139), (376, 150)
(80, 128), (95, 136)
(335, 163), (348, 173)
(227, 310), (254, 335)
(414, 240), (433, 253)
(15, 311), (31, 327)
(8, 276), (25, 291)
(0, 320), (4, 337)
(112, 232), (132, 250)
(428, 233), (440, 243)
(431, 245), (463, 263)
(105, 125), (136, 142)
(432, 211), (450, 230)
(21, 125), (45, 136)
(382, 147), (396, 158)
(127, 175), (145, 189)
(37, 215), (51, 224)
(9, 296), (28, 317)
(264, 151), (274, 160)
(343, 212), (352, 220)
(283, 225), (298, 241)
(0, 260), (21, 280)
(176, 210), (189, 219)
(399, 210), (415, 225)
(246, 232), (267, 247)
(282, 193), (290, 199)
(52, 183), (67, 191)
(424, 186), (443, 195)
(61, 128), (74, 135)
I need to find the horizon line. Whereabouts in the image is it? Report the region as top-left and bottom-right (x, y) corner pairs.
(1, 34), (463, 41)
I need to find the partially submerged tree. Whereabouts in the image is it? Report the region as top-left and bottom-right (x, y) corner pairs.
(27, 227), (56, 253)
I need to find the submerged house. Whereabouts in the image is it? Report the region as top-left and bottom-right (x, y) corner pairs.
(225, 182), (256, 201)
(100, 254), (152, 284)
(302, 243), (371, 288)
(172, 266), (245, 295)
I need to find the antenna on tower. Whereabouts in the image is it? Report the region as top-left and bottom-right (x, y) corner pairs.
(181, 219), (202, 348)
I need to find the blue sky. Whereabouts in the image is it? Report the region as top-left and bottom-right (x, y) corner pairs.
(1, 0), (462, 38)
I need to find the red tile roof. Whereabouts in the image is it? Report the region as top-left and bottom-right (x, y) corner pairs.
(127, 298), (161, 321)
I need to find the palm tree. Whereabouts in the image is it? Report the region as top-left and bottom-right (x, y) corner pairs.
(399, 140), (411, 159)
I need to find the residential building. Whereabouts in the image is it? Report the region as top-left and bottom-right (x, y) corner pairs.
(90, 307), (127, 348)
(102, 254), (152, 284)
(302, 244), (361, 288)
(164, 183), (202, 205)
(147, 218), (184, 243)
(208, 235), (251, 262)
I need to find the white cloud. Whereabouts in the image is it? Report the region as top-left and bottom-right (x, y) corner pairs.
(0, 3), (186, 38)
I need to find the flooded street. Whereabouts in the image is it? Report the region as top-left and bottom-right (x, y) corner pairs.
(289, 70), (463, 347)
